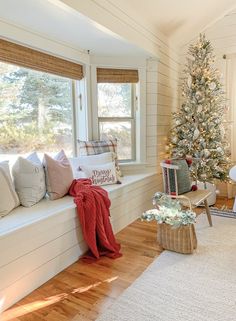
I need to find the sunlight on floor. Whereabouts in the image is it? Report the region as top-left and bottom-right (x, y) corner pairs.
(0, 276), (118, 321)
(0, 297), (5, 315)
(71, 276), (118, 294)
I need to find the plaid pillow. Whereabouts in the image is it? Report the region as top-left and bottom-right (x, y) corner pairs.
(78, 139), (122, 181)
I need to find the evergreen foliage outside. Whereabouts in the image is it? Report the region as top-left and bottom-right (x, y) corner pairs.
(169, 34), (231, 183)
(0, 62), (72, 154)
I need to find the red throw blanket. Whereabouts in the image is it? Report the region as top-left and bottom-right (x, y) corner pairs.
(69, 179), (122, 262)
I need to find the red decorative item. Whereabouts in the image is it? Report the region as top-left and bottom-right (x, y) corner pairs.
(165, 159), (172, 164)
(171, 192), (176, 196)
(186, 158), (193, 166)
(191, 184), (198, 191)
(69, 179), (122, 263)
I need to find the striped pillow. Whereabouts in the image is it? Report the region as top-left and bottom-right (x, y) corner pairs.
(0, 161), (20, 217)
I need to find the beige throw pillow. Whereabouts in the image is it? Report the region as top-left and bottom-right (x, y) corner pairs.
(12, 152), (46, 207)
(44, 150), (73, 200)
(0, 161), (20, 217)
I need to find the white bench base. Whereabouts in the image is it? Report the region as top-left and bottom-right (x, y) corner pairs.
(0, 173), (160, 312)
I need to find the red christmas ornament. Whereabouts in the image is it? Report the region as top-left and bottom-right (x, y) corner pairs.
(186, 158), (193, 166)
(191, 185), (198, 191)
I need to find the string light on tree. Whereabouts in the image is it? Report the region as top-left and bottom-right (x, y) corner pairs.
(169, 34), (231, 183)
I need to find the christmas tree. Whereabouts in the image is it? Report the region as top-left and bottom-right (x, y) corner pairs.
(169, 34), (230, 183)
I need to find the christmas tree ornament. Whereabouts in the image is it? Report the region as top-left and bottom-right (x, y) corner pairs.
(216, 147), (223, 154)
(171, 136), (178, 144)
(193, 128), (200, 140)
(187, 75), (192, 88)
(203, 149), (211, 158)
(195, 91), (202, 101)
(209, 82), (216, 90)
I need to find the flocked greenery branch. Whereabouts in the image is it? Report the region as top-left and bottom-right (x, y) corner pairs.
(141, 192), (196, 228)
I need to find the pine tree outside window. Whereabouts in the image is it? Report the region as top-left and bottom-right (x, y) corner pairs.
(0, 61), (75, 163)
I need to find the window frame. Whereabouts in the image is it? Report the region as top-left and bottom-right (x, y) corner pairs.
(97, 83), (137, 162)
(90, 63), (146, 166)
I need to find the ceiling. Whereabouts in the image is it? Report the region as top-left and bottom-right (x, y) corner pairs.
(0, 0), (236, 57)
(0, 0), (149, 57)
(107, 0), (236, 46)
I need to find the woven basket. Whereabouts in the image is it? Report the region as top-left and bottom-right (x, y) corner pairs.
(157, 223), (197, 254)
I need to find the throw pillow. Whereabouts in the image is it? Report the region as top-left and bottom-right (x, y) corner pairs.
(12, 152), (46, 207)
(69, 152), (113, 179)
(80, 162), (117, 186)
(0, 161), (20, 217)
(43, 150), (74, 200)
(169, 159), (192, 195)
(77, 139), (122, 180)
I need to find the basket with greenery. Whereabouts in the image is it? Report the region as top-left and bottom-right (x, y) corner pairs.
(142, 192), (197, 254)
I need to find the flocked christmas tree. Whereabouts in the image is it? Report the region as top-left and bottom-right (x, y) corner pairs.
(169, 34), (231, 183)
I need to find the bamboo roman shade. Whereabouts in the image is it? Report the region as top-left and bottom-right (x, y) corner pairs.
(0, 39), (83, 80)
(97, 68), (139, 83)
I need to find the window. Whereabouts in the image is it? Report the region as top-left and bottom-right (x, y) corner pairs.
(0, 61), (74, 162)
(97, 83), (136, 161)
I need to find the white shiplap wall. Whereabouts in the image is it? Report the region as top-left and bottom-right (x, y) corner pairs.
(204, 10), (236, 197)
(146, 49), (180, 183)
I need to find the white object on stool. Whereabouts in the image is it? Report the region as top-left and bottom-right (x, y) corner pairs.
(229, 166), (236, 212)
(197, 181), (216, 206)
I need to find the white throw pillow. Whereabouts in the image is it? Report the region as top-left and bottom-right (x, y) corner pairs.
(0, 161), (20, 217)
(69, 152), (113, 179)
(12, 152), (46, 207)
(80, 162), (117, 186)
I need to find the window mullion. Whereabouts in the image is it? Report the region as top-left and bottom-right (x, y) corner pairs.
(71, 80), (78, 156)
(98, 117), (133, 122)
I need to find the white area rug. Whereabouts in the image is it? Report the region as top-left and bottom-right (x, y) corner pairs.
(96, 214), (236, 321)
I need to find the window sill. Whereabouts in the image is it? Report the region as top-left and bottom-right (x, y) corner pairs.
(119, 161), (148, 174)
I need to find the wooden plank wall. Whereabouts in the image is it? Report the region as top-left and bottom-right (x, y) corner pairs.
(146, 46), (180, 188)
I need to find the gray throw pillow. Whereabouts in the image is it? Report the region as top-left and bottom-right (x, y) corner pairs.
(170, 159), (191, 195)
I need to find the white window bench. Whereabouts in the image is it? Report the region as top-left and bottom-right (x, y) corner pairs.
(0, 172), (159, 312)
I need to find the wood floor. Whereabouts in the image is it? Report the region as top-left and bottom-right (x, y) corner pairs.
(1, 197), (234, 321)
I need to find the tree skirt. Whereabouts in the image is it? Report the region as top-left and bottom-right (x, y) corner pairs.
(96, 214), (236, 321)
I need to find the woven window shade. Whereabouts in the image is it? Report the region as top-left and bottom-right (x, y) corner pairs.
(0, 38), (83, 80)
(97, 68), (139, 83)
